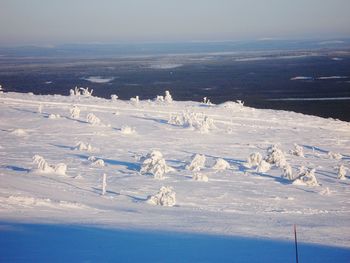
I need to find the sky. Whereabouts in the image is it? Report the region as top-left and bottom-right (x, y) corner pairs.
(0, 0), (350, 46)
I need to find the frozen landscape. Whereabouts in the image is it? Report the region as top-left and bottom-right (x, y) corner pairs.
(0, 89), (350, 262)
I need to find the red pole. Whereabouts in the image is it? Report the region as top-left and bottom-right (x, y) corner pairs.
(294, 224), (299, 263)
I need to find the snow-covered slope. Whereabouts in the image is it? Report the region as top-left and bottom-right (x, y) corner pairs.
(0, 92), (349, 247)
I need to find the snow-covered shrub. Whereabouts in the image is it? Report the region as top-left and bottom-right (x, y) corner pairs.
(265, 145), (287, 167)
(203, 97), (212, 105)
(0, 84), (3, 93)
(282, 163), (293, 181)
(111, 94), (118, 101)
(102, 173), (107, 195)
(168, 111), (215, 133)
(293, 168), (318, 186)
(290, 144), (304, 157)
(246, 152), (263, 168)
(88, 156), (105, 167)
(10, 129), (28, 137)
(32, 155), (67, 175)
(212, 158), (230, 170)
(87, 113), (101, 125)
(74, 141), (92, 152)
(164, 90), (173, 103)
(192, 173), (209, 182)
(337, 164), (347, 180)
(155, 95), (164, 102)
(186, 154), (206, 172)
(147, 186), (176, 207)
(256, 160), (271, 173)
(70, 105), (80, 119)
(328, 151), (343, 160)
(120, 125), (136, 135)
(70, 86), (93, 97)
(130, 96), (139, 104)
(236, 100), (244, 106)
(48, 113), (60, 119)
(140, 151), (174, 179)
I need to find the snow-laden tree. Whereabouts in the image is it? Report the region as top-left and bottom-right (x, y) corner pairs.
(70, 86), (93, 97)
(164, 90), (173, 103)
(147, 186), (176, 207)
(120, 125), (136, 135)
(130, 96), (139, 105)
(140, 151), (174, 179)
(282, 163), (293, 181)
(265, 145), (287, 168)
(74, 141), (93, 152)
(102, 173), (107, 195)
(87, 113), (101, 125)
(293, 168), (319, 186)
(246, 152), (263, 168)
(168, 111), (215, 133)
(290, 144), (304, 157)
(32, 155), (67, 175)
(256, 160), (271, 173)
(212, 158), (230, 170)
(111, 94), (118, 101)
(186, 154), (206, 172)
(337, 164), (347, 180)
(70, 105), (80, 119)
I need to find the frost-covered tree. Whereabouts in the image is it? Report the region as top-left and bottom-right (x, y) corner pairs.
(212, 158), (230, 170)
(265, 145), (287, 168)
(168, 111), (215, 133)
(293, 168), (318, 186)
(290, 144), (304, 157)
(246, 152), (263, 168)
(140, 151), (174, 179)
(111, 94), (118, 101)
(38, 104), (43, 114)
(130, 96), (139, 105)
(164, 90), (173, 103)
(256, 160), (271, 173)
(120, 125), (136, 135)
(147, 186), (176, 207)
(337, 164), (347, 180)
(102, 173), (107, 195)
(70, 105), (80, 119)
(186, 154), (206, 172)
(87, 113), (101, 125)
(282, 163), (293, 181)
(74, 141), (92, 151)
(32, 155), (67, 175)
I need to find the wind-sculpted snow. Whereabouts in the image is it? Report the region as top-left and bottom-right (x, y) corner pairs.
(0, 92), (350, 248)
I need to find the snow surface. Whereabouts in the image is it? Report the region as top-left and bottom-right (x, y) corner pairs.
(83, 76), (114, 83)
(0, 92), (350, 248)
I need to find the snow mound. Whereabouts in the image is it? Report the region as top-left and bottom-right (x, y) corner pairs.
(265, 145), (287, 167)
(186, 154), (206, 172)
(212, 158), (230, 170)
(5, 196), (90, 209)
(328, 151), (343, 160)
(147, 186), (176, 207)
(120, 125), (136, 135)
(192, 173), (209, 182)
(87, 113), (101, 125)
(32, 155), (67, 175)
(70, 105), (80, 119)
(88, 156), (105, 167)
(293, 168), (319, 186)
(74, 141), (93, 152)
(48, 113), (60, 119)
(10, 128), (28, 136)
(290, 144), (304, 157)
(140, 151), (174, 179)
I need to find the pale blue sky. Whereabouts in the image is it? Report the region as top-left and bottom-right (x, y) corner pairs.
(0, 0), (349, 45)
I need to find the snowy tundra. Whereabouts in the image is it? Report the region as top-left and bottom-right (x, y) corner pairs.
(0, 91), (349, 248)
